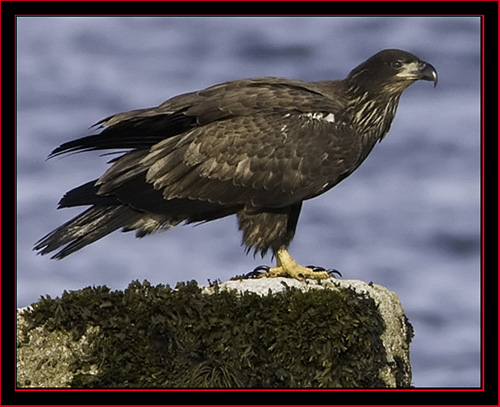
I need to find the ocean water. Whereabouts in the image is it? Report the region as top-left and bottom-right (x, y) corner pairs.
(16, 16), (481, 388)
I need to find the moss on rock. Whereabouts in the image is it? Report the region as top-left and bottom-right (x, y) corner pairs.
(17, 278), (412, 388)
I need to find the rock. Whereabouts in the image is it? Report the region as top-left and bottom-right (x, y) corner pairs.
(204, 278), (413, 387)
(17, 278), (412, 388)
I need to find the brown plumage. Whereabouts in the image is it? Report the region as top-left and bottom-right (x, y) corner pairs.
(35, 49), (437, 279)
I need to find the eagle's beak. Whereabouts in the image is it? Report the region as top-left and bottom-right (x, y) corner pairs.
(418, 62), (438, 88)
(396, 61), (438, 88)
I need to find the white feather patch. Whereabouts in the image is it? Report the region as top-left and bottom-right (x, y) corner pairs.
(302, 112), (335, 123)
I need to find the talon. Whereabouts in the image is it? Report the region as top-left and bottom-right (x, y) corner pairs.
(306, 265), (326, 272)
(246, 265), (270, 278)
(306, 265), (340, 277)
(252, 248), (338, 281)
(327, 269), (342, 278)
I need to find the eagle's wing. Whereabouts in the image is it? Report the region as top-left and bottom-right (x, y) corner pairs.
(141, 112), (362, 208)
(91, 78), (364, 210)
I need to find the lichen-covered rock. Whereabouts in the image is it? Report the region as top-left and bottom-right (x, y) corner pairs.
(17, 278), (412, 388)
(17, 307), (99, 388)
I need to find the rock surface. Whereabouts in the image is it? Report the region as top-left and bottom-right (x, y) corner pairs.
(204, 278), (413, 387)
(17, 277), (412, 388)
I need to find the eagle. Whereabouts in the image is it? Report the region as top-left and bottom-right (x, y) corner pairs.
(34, 49), (437, 280)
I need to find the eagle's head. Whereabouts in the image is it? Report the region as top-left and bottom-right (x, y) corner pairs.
(347, 49), (438, 93)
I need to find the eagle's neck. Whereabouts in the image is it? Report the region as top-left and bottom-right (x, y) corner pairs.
(345, 84), (402, 142)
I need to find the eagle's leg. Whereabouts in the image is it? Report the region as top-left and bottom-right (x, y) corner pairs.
(265, 247), (330, 280)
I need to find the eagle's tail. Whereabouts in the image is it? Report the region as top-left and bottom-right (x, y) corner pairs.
(34, 206), (145, 259)
(34, 175), (234, 259)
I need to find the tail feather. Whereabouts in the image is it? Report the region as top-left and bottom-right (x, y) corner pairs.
(34, 205), (144, 259)
(35, 174), (239, 259)
(57, 179), (118, 208)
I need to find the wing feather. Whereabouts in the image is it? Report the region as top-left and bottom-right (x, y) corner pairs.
(135, 112), (362, 209)
(87, 78), (361, 213)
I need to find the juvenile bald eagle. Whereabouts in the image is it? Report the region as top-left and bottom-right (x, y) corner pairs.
(35, 49), (437, 280)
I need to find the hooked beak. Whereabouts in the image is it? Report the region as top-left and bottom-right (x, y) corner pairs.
(418, 61), (438, 87)
(396, 61), (438, 87)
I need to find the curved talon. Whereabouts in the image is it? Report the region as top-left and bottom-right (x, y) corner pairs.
(306, 265), (342, 278)
(327, 269), (342, 278)
(306, 265), (326, 272)
(249, 249), (339, 280)
(246, 265), (270, 278)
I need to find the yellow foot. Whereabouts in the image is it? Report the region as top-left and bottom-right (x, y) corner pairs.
(265, 264), (330, 280)
(257, 247), (331, 281)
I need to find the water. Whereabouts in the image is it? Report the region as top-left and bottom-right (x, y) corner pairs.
(16, 17), (481, 387)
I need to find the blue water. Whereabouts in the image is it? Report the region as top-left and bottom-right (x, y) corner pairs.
(16, 17), (481, 388)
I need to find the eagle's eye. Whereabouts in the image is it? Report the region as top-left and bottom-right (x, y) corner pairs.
(391, 60), (403, 70)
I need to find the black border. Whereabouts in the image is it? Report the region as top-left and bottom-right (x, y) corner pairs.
(5, 1), (497, 405)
